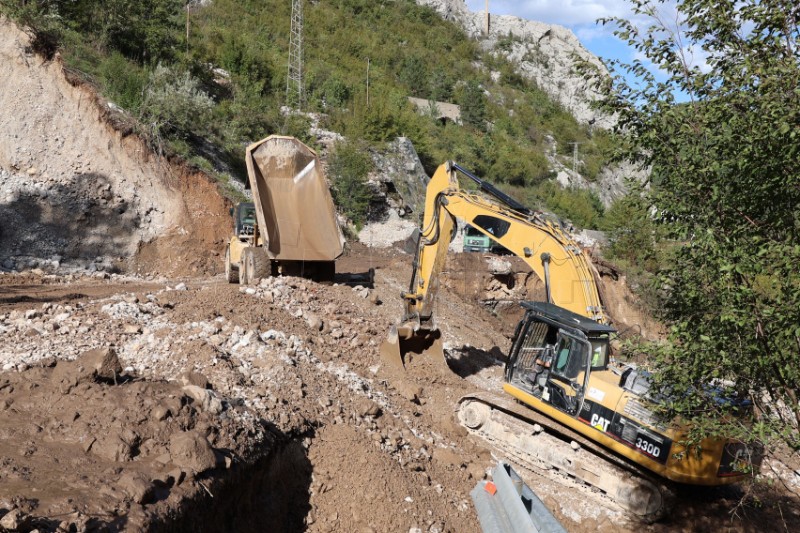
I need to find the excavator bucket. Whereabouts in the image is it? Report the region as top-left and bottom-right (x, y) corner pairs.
(380, 325), (446, 371)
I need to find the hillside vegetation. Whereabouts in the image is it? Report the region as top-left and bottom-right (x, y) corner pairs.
(2, 0), (614, 228)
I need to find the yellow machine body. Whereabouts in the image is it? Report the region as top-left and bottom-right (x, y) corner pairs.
(383, 161), (757, 491)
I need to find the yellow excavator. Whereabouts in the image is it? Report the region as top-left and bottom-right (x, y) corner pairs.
(381, 161), (758, 520)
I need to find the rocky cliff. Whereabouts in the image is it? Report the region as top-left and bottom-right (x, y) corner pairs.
(417, 0), (611, 127)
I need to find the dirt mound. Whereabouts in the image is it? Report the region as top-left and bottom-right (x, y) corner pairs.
(0, 348), (278, 531)
(0, 18), (230, 277)
(0, 259), (496, 532)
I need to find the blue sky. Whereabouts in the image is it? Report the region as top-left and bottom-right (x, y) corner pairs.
(464, 0), (643, 69)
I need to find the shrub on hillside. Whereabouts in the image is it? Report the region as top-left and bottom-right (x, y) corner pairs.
(459, 80), (486, 130)
(520, 181), (604, 230)
(98, 52), (147, 112)
(328, 141), (373, 229)
(140, 64), (214, 143)
(601, 190), (660, 271)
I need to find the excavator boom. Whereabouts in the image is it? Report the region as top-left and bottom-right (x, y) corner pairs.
(411, 162), (604, 321)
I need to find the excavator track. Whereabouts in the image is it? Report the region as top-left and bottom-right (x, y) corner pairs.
(457, 392), (675, 522)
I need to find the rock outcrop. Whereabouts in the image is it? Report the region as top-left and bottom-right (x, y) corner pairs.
(417, 0), (611, 127)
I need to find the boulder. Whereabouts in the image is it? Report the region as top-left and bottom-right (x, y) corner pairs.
(169, 431), (217, 473)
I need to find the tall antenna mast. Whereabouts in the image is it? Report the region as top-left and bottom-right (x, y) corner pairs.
(287, 0), (305, 110)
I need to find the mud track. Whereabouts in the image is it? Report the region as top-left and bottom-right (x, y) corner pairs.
(0, 246), (798, 532)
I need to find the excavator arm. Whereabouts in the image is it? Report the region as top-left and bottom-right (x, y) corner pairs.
(382, 161), (606, 370)
(404, 161), (605, 325)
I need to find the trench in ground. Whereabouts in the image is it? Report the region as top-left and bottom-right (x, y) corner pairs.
(151, 440), (312, 532)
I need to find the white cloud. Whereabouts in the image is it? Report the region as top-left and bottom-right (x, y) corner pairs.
(574, 26), (610, 42)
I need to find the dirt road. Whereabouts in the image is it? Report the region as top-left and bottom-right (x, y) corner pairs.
(1, 245), (798, 532)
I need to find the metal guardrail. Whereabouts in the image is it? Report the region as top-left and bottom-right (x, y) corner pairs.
(471, 462), (567, 533)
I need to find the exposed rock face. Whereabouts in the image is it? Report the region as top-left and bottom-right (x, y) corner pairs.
(417, 0), (612, 127)
(0, 18), (230, 276)
(543, 135), (649, 208)
(356, 137), (430, 248)
(367, 137), (429, 222)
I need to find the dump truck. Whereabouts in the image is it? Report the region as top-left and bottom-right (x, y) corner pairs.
(462, 224), (491, 253)
(225, 135), (345, 283)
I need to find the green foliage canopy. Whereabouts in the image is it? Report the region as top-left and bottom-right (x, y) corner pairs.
(140, 64), (215, 142)
(602, 0), (800, 449)
(459, 80), (487, 130)
(328, 141), (373, 228)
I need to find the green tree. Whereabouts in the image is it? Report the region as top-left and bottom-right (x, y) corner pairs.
(60, 0), (184, 63)
(140, 64), (214, 143)
(601, 0), (800, 450)
(328, 141), (373, 228)
(601, 187), (658, 271)
(429, 69), (454, 102)
(459, 80), (486, 130)
(398, 56), (428, 98)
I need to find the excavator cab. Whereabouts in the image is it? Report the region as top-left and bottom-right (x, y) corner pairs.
(506, 301), (615, 417)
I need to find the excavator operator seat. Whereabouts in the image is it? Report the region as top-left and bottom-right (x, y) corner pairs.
(553, 337), (572, 374)
(590, 340), (609, 370)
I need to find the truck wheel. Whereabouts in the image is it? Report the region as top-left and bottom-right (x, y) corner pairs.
(246, 247), (270, 282)
(239, 249), (251, 284)
(313, 261), (336, 282)
(225, 248), (238, 284)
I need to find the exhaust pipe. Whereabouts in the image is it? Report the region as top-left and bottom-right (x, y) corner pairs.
(541, 252), (552, 304)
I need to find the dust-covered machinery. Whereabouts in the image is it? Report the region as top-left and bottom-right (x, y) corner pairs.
(225, 135), (344, 283)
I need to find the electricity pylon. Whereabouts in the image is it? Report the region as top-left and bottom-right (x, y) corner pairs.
(286, 0), (304, 110)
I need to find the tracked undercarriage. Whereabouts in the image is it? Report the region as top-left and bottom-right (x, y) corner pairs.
(457, 392), (675, 522)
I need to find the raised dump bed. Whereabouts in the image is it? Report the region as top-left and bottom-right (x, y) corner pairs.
(226, 135), (345, 283)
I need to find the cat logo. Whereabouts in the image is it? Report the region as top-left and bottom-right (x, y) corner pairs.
(590, 413), (611, 432)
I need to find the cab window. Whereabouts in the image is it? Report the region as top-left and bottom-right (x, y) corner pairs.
(471, 215), (510, 238)
(553, 336), (588, 380)
(590, 340), (609, 370)
(465, 225), (482, 237)
(240, 206), (256, 226)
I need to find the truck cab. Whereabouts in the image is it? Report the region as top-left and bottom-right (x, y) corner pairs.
(225, 202), (263, 283)
(234, 202), (256, 238)
(462, 224), (491, 253)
